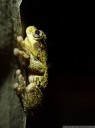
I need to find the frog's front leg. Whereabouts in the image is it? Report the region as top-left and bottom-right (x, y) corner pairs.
(14, 48), (29, 59)
(13, 36), (29, 66)
(13, 47), (29, 67)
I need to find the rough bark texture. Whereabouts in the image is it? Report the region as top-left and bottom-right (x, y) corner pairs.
(0, 0), (26, 128)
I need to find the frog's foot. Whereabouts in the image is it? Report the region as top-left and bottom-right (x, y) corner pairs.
(23, 82), (43, 110)
(14, 69), (26, 95)
(13, 48), (29, 59)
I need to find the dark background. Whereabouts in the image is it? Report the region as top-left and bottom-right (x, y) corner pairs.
(21, 1), (95, 127)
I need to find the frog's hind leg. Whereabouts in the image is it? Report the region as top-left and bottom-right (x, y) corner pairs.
(14, 69), (26, 95)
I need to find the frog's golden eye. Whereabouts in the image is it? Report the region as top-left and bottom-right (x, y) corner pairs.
(33, 30), (43, 38)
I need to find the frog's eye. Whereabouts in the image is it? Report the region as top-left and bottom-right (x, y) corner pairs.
(33, 30), (43, 38)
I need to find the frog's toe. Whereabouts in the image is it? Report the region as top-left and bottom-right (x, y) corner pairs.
(17, 36), (23, 43)
(14, 82), (25, 94)
(16, 69), (21, 76)
(13, 48), (19, 56)
(13, 83), (19, 90)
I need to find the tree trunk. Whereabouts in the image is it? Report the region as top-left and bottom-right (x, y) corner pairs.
(0, 0), (26, 128)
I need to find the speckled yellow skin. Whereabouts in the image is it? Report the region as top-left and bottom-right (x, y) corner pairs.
(14, 26), (48, 112)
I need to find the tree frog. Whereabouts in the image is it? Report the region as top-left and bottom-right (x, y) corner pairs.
(13, 26), (48, 112)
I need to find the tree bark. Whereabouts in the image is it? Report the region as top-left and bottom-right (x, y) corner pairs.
(0, 0), (26, 128)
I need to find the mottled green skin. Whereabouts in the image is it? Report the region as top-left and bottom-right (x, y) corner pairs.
(14, 26), (48, 112)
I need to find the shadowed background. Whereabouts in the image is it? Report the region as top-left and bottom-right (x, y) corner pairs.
(20, 1), (95, 126)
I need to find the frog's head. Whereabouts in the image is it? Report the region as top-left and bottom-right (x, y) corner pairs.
(26, 26), (47, 42)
